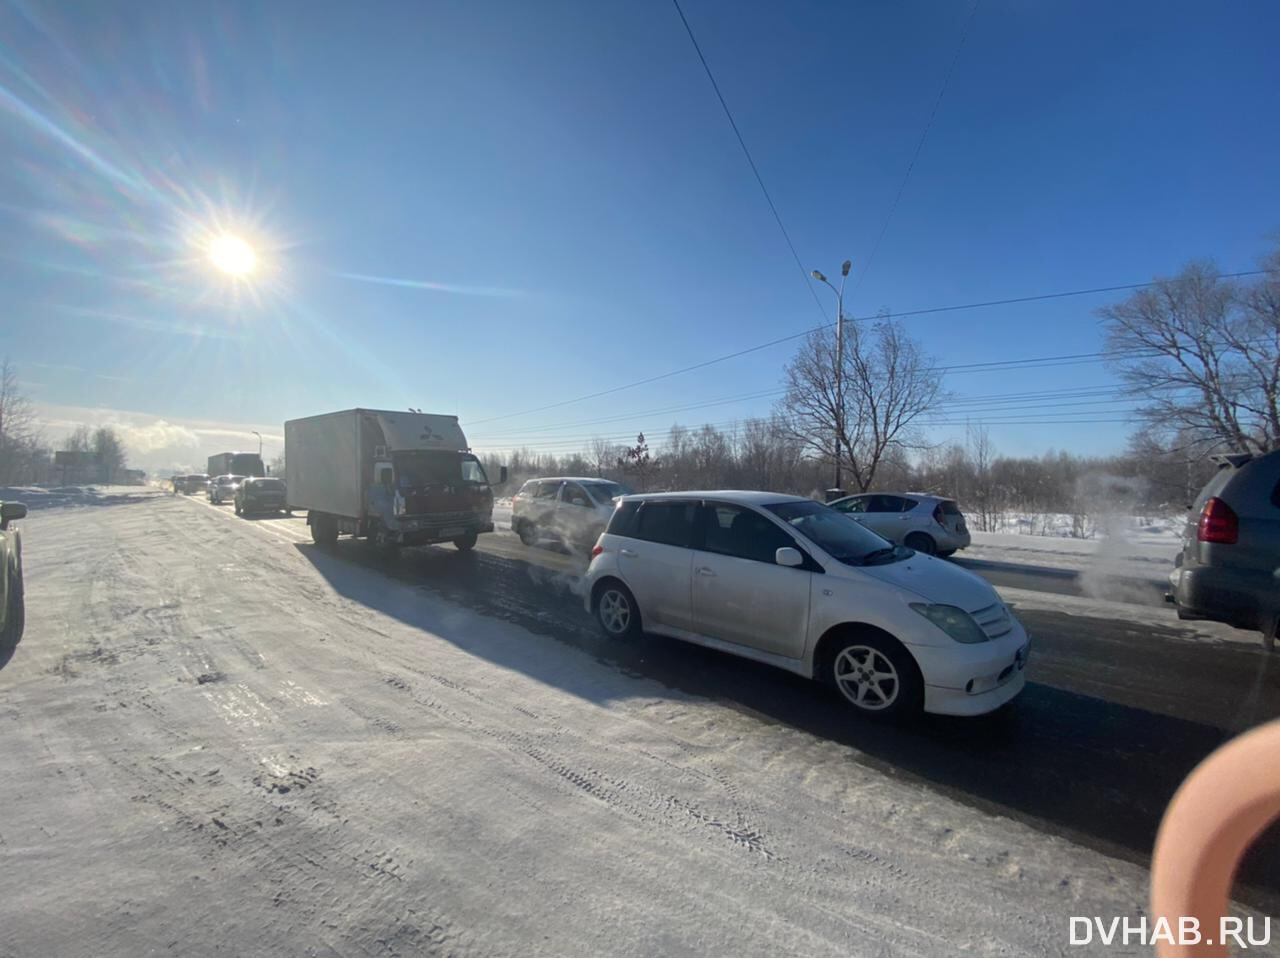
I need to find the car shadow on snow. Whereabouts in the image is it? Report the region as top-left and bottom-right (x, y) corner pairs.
(294, 537), (1280, 913)
(0, 620), (22, 672)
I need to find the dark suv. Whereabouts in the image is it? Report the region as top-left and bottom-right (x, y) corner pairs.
(1168, 449), (1280, 649)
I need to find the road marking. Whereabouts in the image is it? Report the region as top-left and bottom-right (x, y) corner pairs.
(185, 494), (311, 546)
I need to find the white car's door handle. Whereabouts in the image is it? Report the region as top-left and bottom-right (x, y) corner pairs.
(620, 548), (638, 557)
(695, 566), (716, 576)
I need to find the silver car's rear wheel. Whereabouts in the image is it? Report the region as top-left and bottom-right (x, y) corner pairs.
(904, 532), (937, 556)
(596, 583), (639, 639)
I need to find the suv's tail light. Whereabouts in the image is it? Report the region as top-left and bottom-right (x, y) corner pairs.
(1197, 497), (1238, 544)
(590, 544), (604, 558)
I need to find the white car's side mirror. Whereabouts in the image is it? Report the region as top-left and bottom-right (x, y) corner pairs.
(775, 547), (804, 568)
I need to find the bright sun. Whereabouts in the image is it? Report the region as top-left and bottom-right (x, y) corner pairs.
(209, 234), (257, 276)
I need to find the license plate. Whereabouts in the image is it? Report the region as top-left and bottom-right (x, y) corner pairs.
(439, 527), (464, 538)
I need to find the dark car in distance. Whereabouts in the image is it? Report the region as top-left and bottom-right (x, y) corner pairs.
(235, 477), (288, 517)
(1168, 449), (1280, 649)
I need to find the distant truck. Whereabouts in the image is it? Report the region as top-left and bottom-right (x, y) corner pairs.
(284, 409), (506, 552)
(208, 451), (266, 479)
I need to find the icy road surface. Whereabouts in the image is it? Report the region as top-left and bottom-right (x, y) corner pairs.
(2, 491), (1277, 957)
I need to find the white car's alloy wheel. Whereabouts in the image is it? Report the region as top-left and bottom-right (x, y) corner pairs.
(833, 645), (900, 711)
(598, 589), (632, 635)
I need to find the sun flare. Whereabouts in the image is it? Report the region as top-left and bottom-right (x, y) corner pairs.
(209, 234), (257, 276)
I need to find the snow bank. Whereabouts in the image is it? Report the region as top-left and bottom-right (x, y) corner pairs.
(0, 485), (162, 510)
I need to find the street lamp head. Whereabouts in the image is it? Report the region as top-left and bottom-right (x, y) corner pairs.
(841, 260), (852, 277)
(811, 269), (827, 282)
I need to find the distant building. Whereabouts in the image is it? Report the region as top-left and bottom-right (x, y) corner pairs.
(121, 468), (147, 486)
(53, 451), (106, 485)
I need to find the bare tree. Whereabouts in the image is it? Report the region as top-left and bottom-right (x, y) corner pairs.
(64, 425), (93, 453)
(779, 320), (943, 492)
(587, 436), (619, 479)
(0, 358), (41, 485)
(93, 427), (127, 483)
(966, 423), (1001, 532)
(1100, 251), (1280, 455)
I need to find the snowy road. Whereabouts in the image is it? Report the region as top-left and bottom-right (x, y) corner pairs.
(2, 492), (1277, 956)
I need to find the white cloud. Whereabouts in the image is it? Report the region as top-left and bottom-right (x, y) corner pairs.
(119, 419), (201, 454)
(35, 402), (284, 474)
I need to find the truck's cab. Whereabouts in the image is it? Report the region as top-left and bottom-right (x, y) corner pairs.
(360, 413), (504, 550)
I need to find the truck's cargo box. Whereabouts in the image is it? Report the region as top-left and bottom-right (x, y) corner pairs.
(285, 410), (365, 517)
(284, 409), (470, 519)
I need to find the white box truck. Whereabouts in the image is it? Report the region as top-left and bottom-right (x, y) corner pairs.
(284, 409), (505, 552)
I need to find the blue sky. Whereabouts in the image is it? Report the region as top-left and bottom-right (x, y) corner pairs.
(2, 0), (1278, 470)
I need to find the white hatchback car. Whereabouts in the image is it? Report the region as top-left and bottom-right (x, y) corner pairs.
(828, 492), (971, 556)
(583, 491), (1028, 718)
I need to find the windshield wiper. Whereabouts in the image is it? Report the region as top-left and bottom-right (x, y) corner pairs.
(859, 547), (898, 565)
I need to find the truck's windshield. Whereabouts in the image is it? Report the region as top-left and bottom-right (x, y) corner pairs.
(393, 451), (488, 488)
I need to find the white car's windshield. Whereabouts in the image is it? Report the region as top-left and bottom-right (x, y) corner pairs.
(764, 500), (903, 564)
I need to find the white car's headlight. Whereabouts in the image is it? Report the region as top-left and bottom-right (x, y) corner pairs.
(909, 603), (989, 644)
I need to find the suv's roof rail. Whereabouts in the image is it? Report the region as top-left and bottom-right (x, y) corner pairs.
(1210, 453), (1254, 469)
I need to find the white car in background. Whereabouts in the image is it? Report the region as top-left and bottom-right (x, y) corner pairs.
(511, 477), (630, 551)
(583, 491), (1027, 718)
(829, 492), (971, 557)
(208, 474), (245, 504)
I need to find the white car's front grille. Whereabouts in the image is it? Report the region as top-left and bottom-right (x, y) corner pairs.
(971, 602), (1013, 639)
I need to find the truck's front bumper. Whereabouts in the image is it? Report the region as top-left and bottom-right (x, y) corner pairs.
(393, 517), (494, 546)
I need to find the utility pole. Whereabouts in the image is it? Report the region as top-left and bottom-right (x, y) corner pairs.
(811, 260), (852, 496)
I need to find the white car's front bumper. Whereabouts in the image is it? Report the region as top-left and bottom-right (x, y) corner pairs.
(912, 620), (1030, 716)
(924, 669), (1025, 716)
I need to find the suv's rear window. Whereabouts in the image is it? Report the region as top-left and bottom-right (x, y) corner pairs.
(253, 479), (285, 491)
(940, 500), (962, 515)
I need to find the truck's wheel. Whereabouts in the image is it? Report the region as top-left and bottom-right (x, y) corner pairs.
(234, 500), (242, 516)
(311, 513), (338, 546)
(454, 532), (478, 552)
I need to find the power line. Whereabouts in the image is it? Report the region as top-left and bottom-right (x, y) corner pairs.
(670, 0), (828, 322)
(854, 0), (980, 293)
(473, 399), (1145, 451)
(468, 268), (1269, 426)
(468, 353), (1158, 441)
(470, 385), (1140, 443)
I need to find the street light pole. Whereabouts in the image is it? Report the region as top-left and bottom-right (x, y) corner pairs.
(251, 430), (262, 456)
(811, 260), (852, 494)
